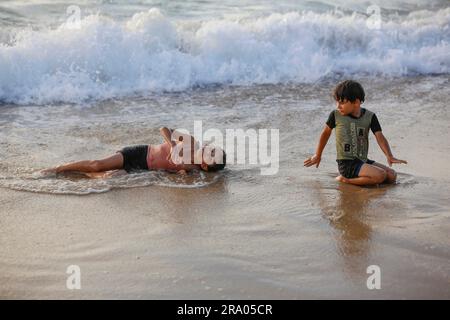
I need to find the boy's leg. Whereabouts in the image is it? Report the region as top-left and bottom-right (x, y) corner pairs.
(340, 164), (387, 186)
(371, 162), (397, 183)
(53, 153), (124, 173)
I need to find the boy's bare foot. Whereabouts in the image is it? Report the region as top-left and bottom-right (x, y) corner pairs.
(335, 175), (348, 183)
(40, 167), (58, 175)
(82, 172), (108, 179)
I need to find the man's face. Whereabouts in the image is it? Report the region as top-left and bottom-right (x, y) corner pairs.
(336, 99), (357, 115)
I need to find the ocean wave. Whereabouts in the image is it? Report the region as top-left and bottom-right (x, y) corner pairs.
(0, 8), (449, 104)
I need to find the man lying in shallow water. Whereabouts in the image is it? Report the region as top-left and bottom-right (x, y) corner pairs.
(42, 127), (226, 178)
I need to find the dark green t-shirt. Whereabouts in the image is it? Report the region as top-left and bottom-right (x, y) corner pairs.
(326, 108), (382, 161)
(326, 108), (382, 133)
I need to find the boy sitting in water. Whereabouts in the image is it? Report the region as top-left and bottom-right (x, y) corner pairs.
(43, 127), (226, 178)
(304, 80), (407, 186)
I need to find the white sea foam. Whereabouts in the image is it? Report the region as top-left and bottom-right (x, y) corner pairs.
(0, 168), (221, 195)
(0, 8), (449, 104)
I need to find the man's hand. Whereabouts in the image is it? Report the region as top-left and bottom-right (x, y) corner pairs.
(387, 155), (407, 167)
(304, 154), (322, 168)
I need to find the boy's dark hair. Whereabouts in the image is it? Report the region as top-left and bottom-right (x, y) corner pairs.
(333, 80), (365, 103)
(205, 147), (226, 172)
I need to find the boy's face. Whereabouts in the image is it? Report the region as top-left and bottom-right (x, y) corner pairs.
(198, 145), (216, 171)
(199, 146), (224, 171)
(336, 98), (359, 115)
(204, 145), (220, 163)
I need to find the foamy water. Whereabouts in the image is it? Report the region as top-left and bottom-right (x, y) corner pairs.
(0, 3), (449, 104)
(0, 167), (222, 194)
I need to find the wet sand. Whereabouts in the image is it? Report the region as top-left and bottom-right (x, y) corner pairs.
(1, 172), (449, 299)
(1, 78), (450, 299)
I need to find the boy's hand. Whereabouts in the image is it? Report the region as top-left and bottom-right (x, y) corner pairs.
(304, 154), (321, 168)
(387, 156), (407, 167)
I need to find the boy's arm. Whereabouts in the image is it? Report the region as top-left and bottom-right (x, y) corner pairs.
(159, 127), (199, 147)
(304, 125), (333, 168)
(374, 131), (407, 166)
(159, 127), (176, 146)
(160, 127), (199, 164)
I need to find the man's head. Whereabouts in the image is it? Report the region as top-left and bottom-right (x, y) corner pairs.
(199, 145), (226, 172)
(333, 80), (365, 115)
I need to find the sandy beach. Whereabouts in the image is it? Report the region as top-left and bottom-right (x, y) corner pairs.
(0, 170), (449, 299)
(1, 1), (449, 299)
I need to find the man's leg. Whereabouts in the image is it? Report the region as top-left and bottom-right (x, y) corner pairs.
(371, 162), (397, 183)
(51, 153), (124, 173)
(339, 164), (387, 186)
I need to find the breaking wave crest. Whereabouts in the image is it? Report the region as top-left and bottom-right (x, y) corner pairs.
(0, 8), (449, 104)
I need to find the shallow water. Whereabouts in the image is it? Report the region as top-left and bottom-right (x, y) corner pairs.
(0, 76), (449, 194)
